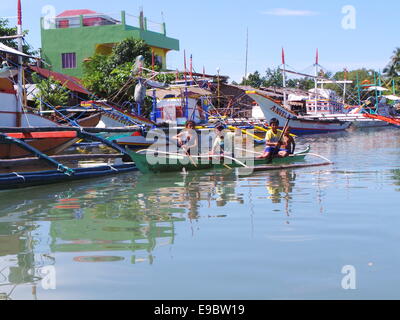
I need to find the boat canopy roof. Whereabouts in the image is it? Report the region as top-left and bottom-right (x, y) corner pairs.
(383, 94), (400, 101)
(147, 86), (212, 100)
(308, 88), (338, 99)
(366, 86), (389, 92)
(0, 43), (33, 58)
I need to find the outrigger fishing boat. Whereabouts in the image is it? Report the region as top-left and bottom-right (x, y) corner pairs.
(127, 146), (311, 174)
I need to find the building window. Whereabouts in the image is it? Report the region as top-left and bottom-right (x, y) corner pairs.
(155, 55), (163, 66)
(57, 20), (70, 28)
(62, 53), (76, 69)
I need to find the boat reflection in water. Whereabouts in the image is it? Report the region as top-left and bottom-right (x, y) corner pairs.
(0, 170), (245, 299)
(0, 163), (331, 299)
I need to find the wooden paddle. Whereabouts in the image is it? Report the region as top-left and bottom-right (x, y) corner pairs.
(266, 117), (291, 164)
(185, 149), (198, 167)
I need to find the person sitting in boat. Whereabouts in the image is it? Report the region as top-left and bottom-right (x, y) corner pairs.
(257, 118), (291, 159)
(172, 120), (198, 155)
(281, 127), (295, 156)
(211, 124), (226, 155)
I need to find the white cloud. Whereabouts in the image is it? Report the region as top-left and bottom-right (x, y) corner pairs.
(262, 8), (319, 17)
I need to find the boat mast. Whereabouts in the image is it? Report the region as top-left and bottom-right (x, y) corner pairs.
(244, 28), (248, 85)
(16, 0), (23, 127)
(314, 48), (318, 114)
(343, 68), (347, 104)
(282, 47), (287, 107)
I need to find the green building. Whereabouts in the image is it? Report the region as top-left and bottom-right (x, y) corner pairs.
(40, 9), (180, 78)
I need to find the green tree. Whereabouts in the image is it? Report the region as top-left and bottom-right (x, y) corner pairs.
(382, 48), (400, 94)
(110, 38), (154, 67)
(331, 69), (376, 104)
(286, 78), (314, 90)
(263, 68), (283, 87)
(383, 48), (400, 78)
(31, 73), (70, 109)
(241, 70), (263, 88)
(243, 68), (315, 90)
(82, 38), (165, 117)
(0, 18), (36, 56)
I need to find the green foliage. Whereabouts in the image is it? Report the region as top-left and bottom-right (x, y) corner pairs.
(82, 38), (166, 117)
(31, 73), (70, 109)
(242, 70), (263, 88)
(0, 18), (36, 56)
(241, 68), (314, 90)
(110, 38), (154, 67)
(286, 78), (314, 90)
(383, 48), (400, 78)
(330, 68), (376, 104)
(382, 48), (400, 94)
(263, 68), (284, 87)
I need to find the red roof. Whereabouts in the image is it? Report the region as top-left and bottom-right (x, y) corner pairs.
(29, 66), (89, 95)
(57, 10), (97, 17)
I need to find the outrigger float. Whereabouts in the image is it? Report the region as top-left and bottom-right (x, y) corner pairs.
(128, 146), (312, 174)
(0, 126), (138, 190)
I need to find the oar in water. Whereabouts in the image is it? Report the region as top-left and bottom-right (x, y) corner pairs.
(266, 117), (291, 164)
(184, 149), (198, 167)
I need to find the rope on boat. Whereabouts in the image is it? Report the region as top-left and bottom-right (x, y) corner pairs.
(306, 153), (333, 164)
(108, 165), (119, 172)
(12, 172), (26, 182)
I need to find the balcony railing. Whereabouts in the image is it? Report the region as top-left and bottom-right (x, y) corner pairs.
(41, 11), (166, 35)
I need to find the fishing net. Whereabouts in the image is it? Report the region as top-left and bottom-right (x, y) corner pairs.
(134, 80), (146, 104)
(132, 55), (144, 75)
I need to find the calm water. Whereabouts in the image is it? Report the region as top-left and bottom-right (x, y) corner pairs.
(1, 127), (400, 300)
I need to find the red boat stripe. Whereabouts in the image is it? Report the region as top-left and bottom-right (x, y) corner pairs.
(6, 131), (77, 139)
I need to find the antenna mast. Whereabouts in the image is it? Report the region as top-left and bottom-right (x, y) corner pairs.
(282, 47), (287, 107)
(244, 28), (248, 85)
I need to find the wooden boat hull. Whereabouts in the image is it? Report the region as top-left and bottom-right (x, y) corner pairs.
(0, 137), (77, 159)
(128, 146), (311, 174)
(0, 164), (137, 190)
(0, 131), (79, 159)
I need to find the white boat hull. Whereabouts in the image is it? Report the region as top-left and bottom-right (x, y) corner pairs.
(246, 91), (351, 135)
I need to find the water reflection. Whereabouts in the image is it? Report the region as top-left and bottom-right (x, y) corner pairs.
(265, 170), (296, 205)
(0, 170), (247, 299)
(0, 219), (52, 300)
(392, 169), (400, 190)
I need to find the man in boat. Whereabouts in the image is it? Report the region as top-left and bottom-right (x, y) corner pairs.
(172, 120), (198, 155)
(210, 124), (236, 156)
(211, 124), (226, 155)
(257, 118), (293, 159)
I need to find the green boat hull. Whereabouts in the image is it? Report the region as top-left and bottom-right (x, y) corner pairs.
(127, 146), (311, 174)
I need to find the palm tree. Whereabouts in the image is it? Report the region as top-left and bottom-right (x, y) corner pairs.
(383, 48), (400, 78)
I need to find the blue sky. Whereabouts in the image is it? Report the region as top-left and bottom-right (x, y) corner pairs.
(2, 0), (399, 82)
